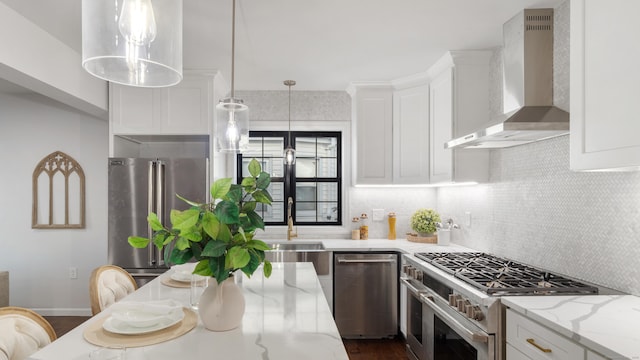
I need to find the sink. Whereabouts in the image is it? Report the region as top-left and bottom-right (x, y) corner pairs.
(268, 242), (325, 251)
(265, 242), (329, 275)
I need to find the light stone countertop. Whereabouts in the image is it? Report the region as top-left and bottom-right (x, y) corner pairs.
(502, 295), (640, 360)
(263, 238), (473, 254)
(28, 263), (348, 360)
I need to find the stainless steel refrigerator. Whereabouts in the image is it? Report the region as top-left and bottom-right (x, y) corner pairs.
(108, 158), (209, 286)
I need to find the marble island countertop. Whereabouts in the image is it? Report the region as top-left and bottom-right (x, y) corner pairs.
(502, 295), (640, 360)
(29, 263), (348, 360)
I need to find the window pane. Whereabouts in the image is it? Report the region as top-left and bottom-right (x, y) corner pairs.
(243, 158), (283, 178)
(317, 183), (338, 202)
(317, 137), (338, 157)
(295, 137), (316, 157)
(258, 201), (284, 223)
(263, 138), (284, 157)
(317, 202), (338, 222)
(296, 206), (316, 222)
(243, 137), (264, 157)
(295, 182), (316, 203)
(317, 158), (337, 178)
(267, 182), (284, 202)
(296, 158), (316, 178)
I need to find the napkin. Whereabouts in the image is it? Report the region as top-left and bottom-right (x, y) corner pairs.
(111, 299), (182, 316)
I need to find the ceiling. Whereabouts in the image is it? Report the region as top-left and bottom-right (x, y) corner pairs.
(1, 0), (564, 91)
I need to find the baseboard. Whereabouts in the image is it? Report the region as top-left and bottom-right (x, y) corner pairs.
(32, 308), (92, 316)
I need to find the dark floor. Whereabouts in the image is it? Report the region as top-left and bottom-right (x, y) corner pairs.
(46, 316), (408, 359)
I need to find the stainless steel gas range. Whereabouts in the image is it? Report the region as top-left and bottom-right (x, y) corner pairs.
(401, 252), (599, 360)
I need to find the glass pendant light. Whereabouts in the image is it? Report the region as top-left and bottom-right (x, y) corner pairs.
(216, 0), (249, 153)
(284, 80), (296, 165)
(81, 0), (183, 87)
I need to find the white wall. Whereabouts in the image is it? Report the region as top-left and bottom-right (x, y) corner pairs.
(0, 92), (108, 315)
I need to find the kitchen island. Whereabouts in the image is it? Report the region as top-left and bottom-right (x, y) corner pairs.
(29, 262), (348, 360)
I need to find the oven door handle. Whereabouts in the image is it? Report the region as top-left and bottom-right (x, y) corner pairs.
(419, 293), (489, 344)
(400, 277), (426, 297)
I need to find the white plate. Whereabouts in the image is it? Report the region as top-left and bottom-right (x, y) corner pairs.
(170, 271), (192, 283)
(103, 308), (185, 335)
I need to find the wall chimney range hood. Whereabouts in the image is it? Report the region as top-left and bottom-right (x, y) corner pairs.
(446, 8), (569, 149)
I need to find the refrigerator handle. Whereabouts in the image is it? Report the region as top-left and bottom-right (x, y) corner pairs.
(147, 161), (156, 267)
(156, 160), (165, 266)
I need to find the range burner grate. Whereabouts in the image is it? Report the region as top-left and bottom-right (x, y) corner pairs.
(414, 252), (598, 295)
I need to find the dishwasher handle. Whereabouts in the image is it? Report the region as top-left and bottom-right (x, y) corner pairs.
(336, 258), (397, 264)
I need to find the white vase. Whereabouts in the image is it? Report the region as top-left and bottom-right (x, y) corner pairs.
(198, 277), (245, 331)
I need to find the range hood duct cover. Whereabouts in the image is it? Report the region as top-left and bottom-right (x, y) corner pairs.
(446, 8), (569, 149)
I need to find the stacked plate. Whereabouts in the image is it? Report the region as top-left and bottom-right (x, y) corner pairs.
(103, 299), (184, 335)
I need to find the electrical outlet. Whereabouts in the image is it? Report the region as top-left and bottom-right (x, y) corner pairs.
(69, 267), (77, 279)
(372, 208), (385, 221)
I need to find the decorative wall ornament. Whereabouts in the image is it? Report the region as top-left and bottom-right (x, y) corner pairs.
(32, 151), (86, 229)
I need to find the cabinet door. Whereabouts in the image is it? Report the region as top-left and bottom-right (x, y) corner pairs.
(110, 84), (159, 134)
(353, 87), (393, 185)
(393, 85), (429, 184)
(429, 68), (454, 183)
(570, 0), (640, 171)
(160, 75), (211, 134)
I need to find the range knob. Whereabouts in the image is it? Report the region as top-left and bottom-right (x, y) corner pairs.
(466, 305), (485, 321)
(414, 269), (423, 281)
(456, 298), (471, 313)
(448, 294), (461, 307)
(402, 264), (411, 275)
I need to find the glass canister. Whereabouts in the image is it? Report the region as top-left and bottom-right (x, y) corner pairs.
(351, 217), (361, 240)
(359, 213), (369, 240)
(387, 212), (397, 240)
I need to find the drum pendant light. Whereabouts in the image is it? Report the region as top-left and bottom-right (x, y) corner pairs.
(283, 80), (296, 165)
(81, 0), (183, 87)
(215, 0), (249, 153)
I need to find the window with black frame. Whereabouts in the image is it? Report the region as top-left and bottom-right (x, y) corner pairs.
(237, 131), (341, 226)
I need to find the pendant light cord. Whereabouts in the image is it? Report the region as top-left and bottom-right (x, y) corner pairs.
(288, 83), (291, 145)
(230, 0), (236, 98)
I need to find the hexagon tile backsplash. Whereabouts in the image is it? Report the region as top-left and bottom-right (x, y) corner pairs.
(438, 135), (640, 296)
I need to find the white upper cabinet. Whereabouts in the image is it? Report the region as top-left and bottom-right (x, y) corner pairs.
(392, 83), (429, 184)
(349, 84), (394, 185)
(111, 72), (219, 135)
(428, 51), (491, 184)
(570, 0), (640, 171)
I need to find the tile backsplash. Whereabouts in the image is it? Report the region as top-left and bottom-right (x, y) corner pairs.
(438, 135), (640, 296)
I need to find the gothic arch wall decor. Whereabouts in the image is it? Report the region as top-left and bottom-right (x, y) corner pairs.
(32, 151), (86, 229)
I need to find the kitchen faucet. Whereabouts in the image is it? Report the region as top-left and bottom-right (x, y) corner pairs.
(287, 197), (297, 240)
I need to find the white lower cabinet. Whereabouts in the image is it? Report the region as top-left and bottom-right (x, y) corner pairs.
(506, 309), (612, 360)
(507, 309), (584, 359)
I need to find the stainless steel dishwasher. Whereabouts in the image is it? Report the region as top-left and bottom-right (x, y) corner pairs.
(333, 252), (398, 339)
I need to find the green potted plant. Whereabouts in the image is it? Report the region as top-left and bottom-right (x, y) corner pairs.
(127, 158), (273, 331)
(410, 208), (441, 236)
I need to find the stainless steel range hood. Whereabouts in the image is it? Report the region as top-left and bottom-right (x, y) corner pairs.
(446, 8), (568, 149)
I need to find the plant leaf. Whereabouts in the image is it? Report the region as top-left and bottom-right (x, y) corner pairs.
(193, 260), (212, 277)
(247, 239), (270, 251)
(201, 240), (227, 257)
(176, 194), (203, 207)
(201, 212), (220, 239)
(241, 250), (261, 277)
(128, 236), (149, 248)
(227, 246), (251, 269)
(152, 232), (168, 248)
(252, 190), (273, 205)
(170, 209), (200, 230)
(215, 200), (240, 224)
(225, 186), (242, 203)
(209, 257), (229, 282)
(263, 260), (272, 278)
(242, 201), (257, 212)
(181, 228), (202, 242)
(248, 158), (261, 177)
(210, 178), (232, 200)
(169, 248), (192, 264)
(217, 223), (232, 242)
(246, 210), (265, 230)
(256, 172), (271, 190)
(241, 177), (256, 188)
(147, 213), (164, 231)
(175, 236), (190, 251)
